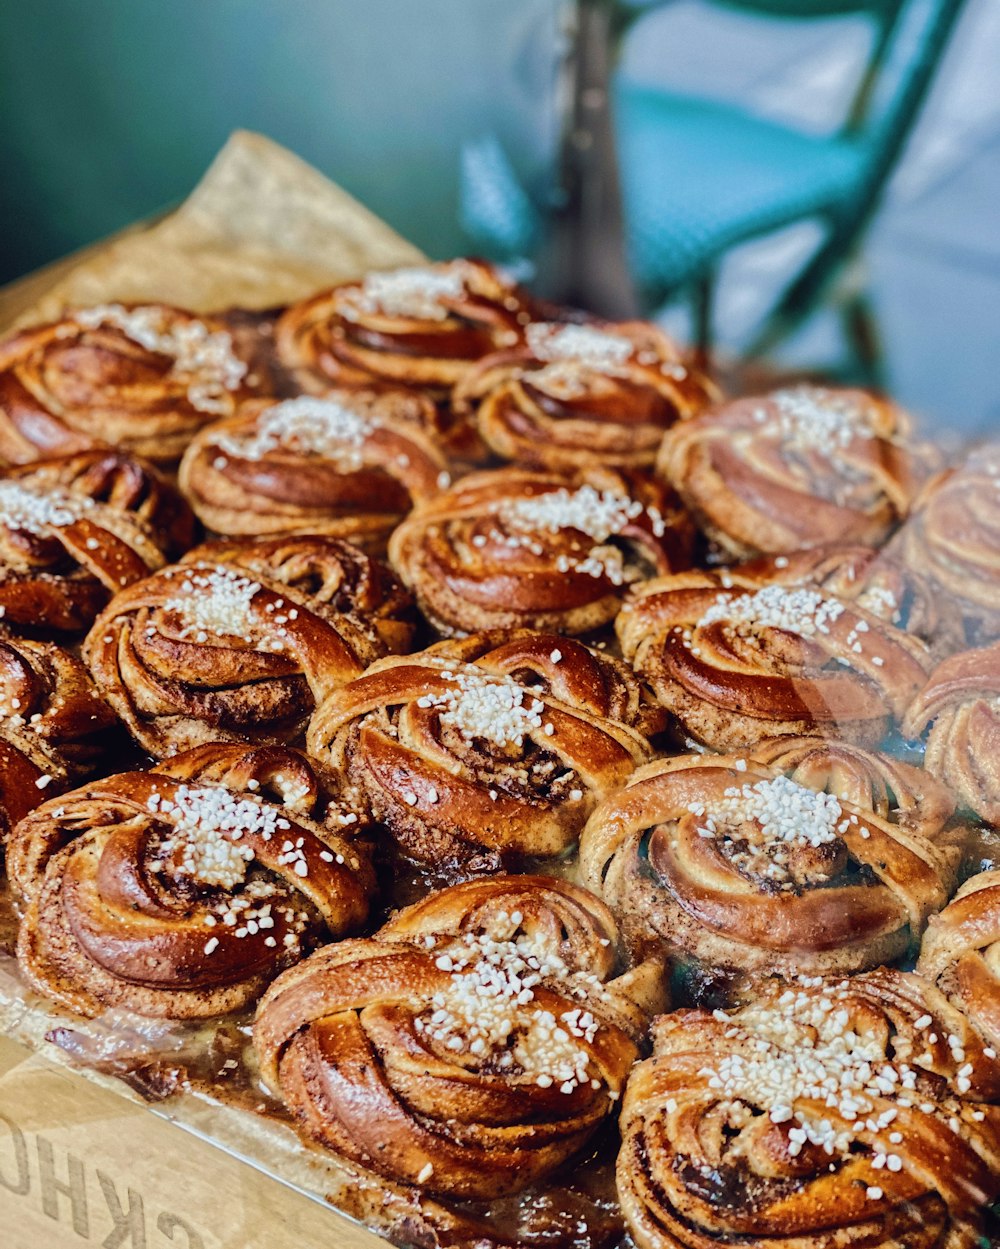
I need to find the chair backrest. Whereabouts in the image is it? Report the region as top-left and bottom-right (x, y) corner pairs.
(708, 1), (900, 15)
(621, 0), (964, 174)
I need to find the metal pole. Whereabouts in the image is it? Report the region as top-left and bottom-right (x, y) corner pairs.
(540, 0), (639, 319)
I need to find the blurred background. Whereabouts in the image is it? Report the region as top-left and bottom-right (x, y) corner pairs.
(0, 0), (996, 435)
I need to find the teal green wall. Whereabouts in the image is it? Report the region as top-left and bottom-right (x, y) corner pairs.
(0, 0), (562, 282)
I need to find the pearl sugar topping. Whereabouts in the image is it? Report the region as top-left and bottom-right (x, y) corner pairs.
(146, 783), (284, 890)
(698, 584), (846, 639)
(695, 980), (955, 1196)
(75, 304), (247, 414)
(161, 565), (266, 645)
(526, 322), (634, 371)
(212, 396), (375, 469)
(689, 773), (841, 851)
(753, 386), (874, 453)
(344, 263), (470, 322)
(414, 923), (607, 1095)
(0, 481), (95, 533)
(495, 484), (663, 587)
(416, 666), (545, 749)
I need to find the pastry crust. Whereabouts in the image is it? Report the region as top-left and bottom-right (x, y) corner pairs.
(579, 740), (958, 982)
(904, 641), (1000, 824)
(659, 384), (937, 559)
(389, 466), (694, 637)
(919, 869), (1000, 1052)
(0, 636), (117, 849)
(616, 568), (933, 749)
(731, 542), (963, 658)
(10, 743), (374, 1018)
(617, 968), (1000, 1249)
(254, 874), (666, 1199)
(454, 319), (719, 472)
(0, 449), (195, 637)
(178, 389), (451, 546)
(0, 303), (256, 464)
(893, 447), (1000, 643)
(275, 259), (536, 395)
(307, 630), (655, 872)
(84, 534), (414, 758)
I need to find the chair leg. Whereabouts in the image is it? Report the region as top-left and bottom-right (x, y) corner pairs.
(840, 288), (885, 390)
(692, 271), (714, 370)
(744, 221), (863, 361)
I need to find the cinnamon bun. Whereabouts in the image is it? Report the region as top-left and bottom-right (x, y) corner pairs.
(0, 450), (195, 638)
(904, 641), (1000, 824)
(307, 631), (654, 872)
(454, 319), (718, 472)
(616, 571), (932, 749)
(0, 304), (255, 465)
(731, 542), (962, 658)
(894, 447), (1000, 642)
(254, 875), (665, 1198)
(617, 968), (1000, 1249)
(178, 391), (450, 546)
(275, 260), (535, 395)
(84, 535), (415, 758)
(389, 467), (694, 637)
(919, 870), (1000, 1052)
(579, 742), (957, 983)
(658, 385), (936, 559)
(0, 637), (116, 849)
(10, 744), (374, 1019)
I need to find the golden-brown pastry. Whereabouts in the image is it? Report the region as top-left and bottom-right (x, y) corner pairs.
(178, 391), (450, 546)
(579, 742), (958, 983)
(0, 449), (195, 638)
(731, 542), (962, 658)
(617, 968), (1000, 1249)
(275, 260), (536, 394)
(10, 744), (374, 1019)
(84, 535), (415, 759)
(453, 319), (719, 472)
(307, 631), (655, 872)
(919, 870), (1000, 1053)
(893, 448), (1000, 642)
(658, 385), (936, 559)
(0, 303), (255, 464)
(904, 641), (1000, 823)
(0, 637), (117, 849)
(389, 467), (694, 637)
(617, 570), (933, 749)
(254, 875), (666, 1199)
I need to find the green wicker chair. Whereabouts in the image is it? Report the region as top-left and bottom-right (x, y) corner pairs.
(461, 0), (965, 371)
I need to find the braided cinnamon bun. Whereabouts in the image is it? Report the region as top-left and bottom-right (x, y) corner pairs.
(579, 743), (957, 983)
(9, 744), (374, 1019)
(275, 260), (535, 395)
(255, 875), (665, 1199)
(178, 391), (450, 546)
(84, 535), (415, 759)
(731, 542), (962, 657)
(0, 304), (255, 465)
(919, 870), (1000, 1052)
(0, 450), (195, 638)
(618, 968), (1000, 1249)
(658, 385), (936, 559)
(904, 642), (1000, 824)
(389, 467), (694, 637)
(307, 631), (654, 873)
(0, 637), (116, 849)
(453, 320), (719, 472)
(894, 447), (1000, 642)
(617, 571), (933, 749)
